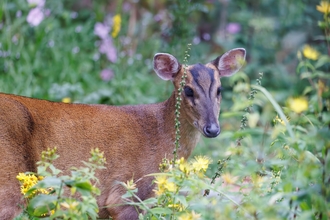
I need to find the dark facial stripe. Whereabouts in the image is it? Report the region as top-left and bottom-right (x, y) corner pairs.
(190, 63), (215, 97)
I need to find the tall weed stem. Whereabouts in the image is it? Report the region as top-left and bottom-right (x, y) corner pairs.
(172, 43), (192, 165)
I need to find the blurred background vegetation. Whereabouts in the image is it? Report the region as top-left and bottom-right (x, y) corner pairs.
(1, 0), (329, 219)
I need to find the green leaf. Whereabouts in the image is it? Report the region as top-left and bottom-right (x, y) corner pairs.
(175, 195), (188, 207)
(150, 207), (173, 215)
(315, 55), (330, 69)
(300, 71), (312, 79)
(141, 197), (158, 205)
(34, 177), (62, 189)
(75, 181), (93, 191)
(25, 177), (61, 197)
(27, 194), (57, 217)
(252, 85), (295, 140)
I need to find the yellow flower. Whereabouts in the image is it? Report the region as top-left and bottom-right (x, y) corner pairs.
(164, 181), (177, 192)
(302, 45), (320, 60)
(153, 175), (168, 195)
(222, 173), (238, 185)
(274, 115), (290, 125)
(17, 173), (51, 198)
(153, 187), (165, 196)
(41, 209), (55, 217)
(177, 157), (192, 174)
(178, 211), (201, 220)
(16, 173), (27, 181)
(168, 203), (185, 211)
(62, 97), (71, 103)
(123, 179), (137, 191)
(17, 173), (39, 196)
(191, 156), (211, 173)
(61, 201), (79, 209)
(288, 97), (308, 114)
(274, 115), (285, 125)
(154, 175), (168, 187)
(112, 14), (121, 38)
(154, 175), (177, 194)
(317, 1), (330, 14)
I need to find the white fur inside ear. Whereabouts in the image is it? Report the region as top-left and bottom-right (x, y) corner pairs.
(216, 48), (246, 77)
(153, 53), (180, 81)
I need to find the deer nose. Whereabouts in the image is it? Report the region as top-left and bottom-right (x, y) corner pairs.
(203, 123), (220, 138)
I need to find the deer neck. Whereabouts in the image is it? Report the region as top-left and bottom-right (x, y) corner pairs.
(162, 92), (201, 159)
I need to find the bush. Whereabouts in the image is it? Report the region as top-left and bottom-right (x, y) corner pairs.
(15, 148), (106, 219)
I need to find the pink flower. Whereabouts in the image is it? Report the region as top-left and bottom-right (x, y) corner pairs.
(27, 0), (45, 8)
(44, 9), (51, 17)
(226, 22), (241, 34)
(100, 69), (114, 81)
(27, 7), (44, 26)
(99, 38), (117, 63)
(94, 22), (110, 40)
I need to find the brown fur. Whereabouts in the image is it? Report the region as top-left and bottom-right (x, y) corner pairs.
(0, 49), (245, 219)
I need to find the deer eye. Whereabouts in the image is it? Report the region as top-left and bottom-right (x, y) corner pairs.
(184, 86), (194, 97)
(217, 87), (223, 96)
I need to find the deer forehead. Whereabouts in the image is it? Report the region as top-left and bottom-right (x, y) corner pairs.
(186, 63), (221, 89)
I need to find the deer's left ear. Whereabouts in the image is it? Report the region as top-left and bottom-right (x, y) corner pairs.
(211, 48), (246, 77)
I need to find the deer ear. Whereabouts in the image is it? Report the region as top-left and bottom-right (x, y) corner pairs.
(153, 53), (181, 81)
(211, 48), (246, 77)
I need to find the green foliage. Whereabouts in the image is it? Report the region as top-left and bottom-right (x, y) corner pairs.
(15, 148), (106, 219)
(120, 156), (214, 220)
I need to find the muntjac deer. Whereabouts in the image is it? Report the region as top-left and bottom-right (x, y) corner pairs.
(0, 48), (245, 219)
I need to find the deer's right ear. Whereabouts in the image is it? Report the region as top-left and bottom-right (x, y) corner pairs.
(153, 53), (181, 81)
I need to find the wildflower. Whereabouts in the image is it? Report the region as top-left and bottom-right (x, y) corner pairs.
(62, 97), (71, 103)
(153, 175), (168, 195)
(111, 14), (121, 38)
(16, 10), (22, 18)
(16, 173), (51, 197)
(222, 173), (238, 185)
(164, 181), (177, 192)
(274, 115), (289, 125)
(26, 7), (44, 26)
(41, 209), (55, 217)
(99, 38), (117, 63)
(191, 156), (211, 173)
(16, 173), (27, 181)
(287, 97), (308, 114)
(17, 173), (39, 195)
(317, 1), (330, 14)
(168, 203), (185, 211)
(226, 22), (241, 34)
(61, 201), (79, 209)
(100, 69), (114, 82)
(44, 9), (51, 17)
(154, 175), (177, 194)
(302, 45), (320, 60)
(94, 22), (110, 40)
(75, 25), (82, 33)
(123, 179), (137, 191)
(70, 12), (78, 19)
(177, 157), (191, 174)
(72, 46), (80, 54)
(178, 211), (201, 220)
